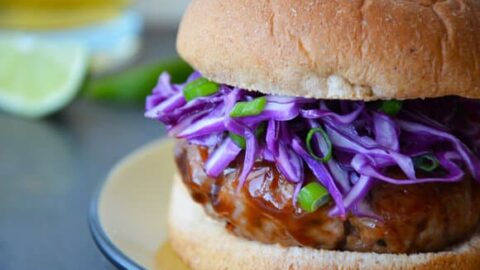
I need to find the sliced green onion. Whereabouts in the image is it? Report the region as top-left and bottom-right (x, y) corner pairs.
(255, 122), (267, 137)
(306, 127), (333, 162)
(183, 77), (219, 101)
(229, 133), (246, 149)
(229, 123), (266, 149)
(413, 153), (440, 172)
(298, 182), (330, 213)
(229, 97), (267, 118)
(380, 100), (403, 116)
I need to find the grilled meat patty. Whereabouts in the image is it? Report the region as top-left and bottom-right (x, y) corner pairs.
(175, 141), (480, 253)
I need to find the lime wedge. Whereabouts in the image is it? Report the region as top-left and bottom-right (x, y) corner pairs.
(0, 37), (89, 118)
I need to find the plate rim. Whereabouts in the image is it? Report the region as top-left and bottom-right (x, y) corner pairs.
(89, 177), (145, 270)
(88, 139), (172, 270)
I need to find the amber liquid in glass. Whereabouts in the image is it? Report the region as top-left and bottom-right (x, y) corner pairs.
(0, 0), (130, 29)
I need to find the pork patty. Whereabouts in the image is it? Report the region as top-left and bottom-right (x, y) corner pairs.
(175, 142), (480, 253)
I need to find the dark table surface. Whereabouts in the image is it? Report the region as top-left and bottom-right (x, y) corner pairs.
(0, 27), (174, 269)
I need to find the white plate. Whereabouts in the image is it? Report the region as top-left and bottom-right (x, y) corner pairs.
(89, 139), (188, 270)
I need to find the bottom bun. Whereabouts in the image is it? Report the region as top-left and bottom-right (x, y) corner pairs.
(168, 173), (480, 270)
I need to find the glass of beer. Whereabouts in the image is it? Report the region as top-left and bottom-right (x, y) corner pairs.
(0, 0), (143, 73)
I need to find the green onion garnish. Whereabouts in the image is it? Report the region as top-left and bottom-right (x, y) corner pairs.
(229, 123), (266, 149)
(183, 77), (219, 101)
(413, 153), (440, 172)
(306, 127), (333, 162)
(229, 97), (267, 118)
(380, 100), (403, 116)
(229, 133), (246, 149)
(298, 182), (330, 213)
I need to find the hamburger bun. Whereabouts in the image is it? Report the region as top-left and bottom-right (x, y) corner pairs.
(177, 0), (480, 101)
(168, 174), (480, 270)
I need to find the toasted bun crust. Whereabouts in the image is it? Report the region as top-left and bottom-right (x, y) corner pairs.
(177, 0), (480, 100)
(168, 174), (480, 270)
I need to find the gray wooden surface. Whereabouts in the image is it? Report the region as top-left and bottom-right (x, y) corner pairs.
(0, 27), (175, 270)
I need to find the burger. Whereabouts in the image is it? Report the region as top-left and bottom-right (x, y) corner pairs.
(145, 0), (480, 269)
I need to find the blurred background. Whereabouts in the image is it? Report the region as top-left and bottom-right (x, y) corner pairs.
(0, 1), (191, 269)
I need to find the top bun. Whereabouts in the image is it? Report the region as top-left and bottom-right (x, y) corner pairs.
(177, 0), (480, 100)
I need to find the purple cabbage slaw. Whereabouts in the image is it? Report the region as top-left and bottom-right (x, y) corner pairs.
(146, 71), (480, 218)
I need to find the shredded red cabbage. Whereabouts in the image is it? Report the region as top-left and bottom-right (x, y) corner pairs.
(146, 72), (480, 218)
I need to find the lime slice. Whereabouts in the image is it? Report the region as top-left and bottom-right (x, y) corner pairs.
(0, 37), (89, 118)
